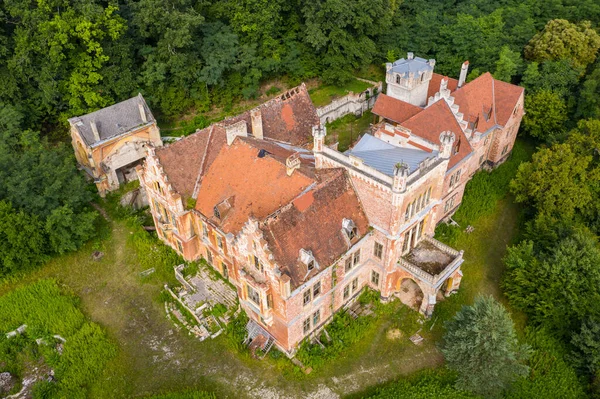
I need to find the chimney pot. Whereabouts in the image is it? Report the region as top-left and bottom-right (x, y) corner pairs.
(251, 108), (263, 140)
(458, 61), (469, 88)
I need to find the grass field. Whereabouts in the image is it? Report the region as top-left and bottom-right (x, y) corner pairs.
(309, 79), (374, 107)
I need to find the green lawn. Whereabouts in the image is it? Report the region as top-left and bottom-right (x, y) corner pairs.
(309, 79), (374, 107)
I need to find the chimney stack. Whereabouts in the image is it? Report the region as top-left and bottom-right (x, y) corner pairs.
(393, 162), (410, 193)
(458, 61), (469, 88)
(225, 120), (248, 145)
(138, 102), (147, 123)
(250, 107), (263, 140)
(439, 131), (456, 159)
(312, 124), (326, 153)
(407, 52), (414, 60)
(90, 121), (100, 142)
(286, 152), (301, 176)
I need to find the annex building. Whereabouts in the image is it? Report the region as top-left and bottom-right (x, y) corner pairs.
(116, 55), (522, 355)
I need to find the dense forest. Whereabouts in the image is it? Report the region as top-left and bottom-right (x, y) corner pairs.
(2, 0), (600, 397)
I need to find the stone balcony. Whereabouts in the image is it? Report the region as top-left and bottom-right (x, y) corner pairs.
(398, 236), (464, 291)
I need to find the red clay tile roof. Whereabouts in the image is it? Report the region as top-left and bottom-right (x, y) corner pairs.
(194, 137), (315, 234)
(493, 78), (524, 126)
(402, 100), (473, 169)
(154, 84), (320, 198)
(155, 125), (227, 198)
(427, 73), (459, 99)
(372, 94), (422, 123)
(259, 84), (320, 145)
(260, 169), (369, 289)
(451, 73), (497, 133)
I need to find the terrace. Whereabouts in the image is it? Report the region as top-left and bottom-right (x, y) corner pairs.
(399, 236), (463, 290)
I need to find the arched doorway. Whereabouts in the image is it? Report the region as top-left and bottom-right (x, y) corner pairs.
(395, 278), (424, 311)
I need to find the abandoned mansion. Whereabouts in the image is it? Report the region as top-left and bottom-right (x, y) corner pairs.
(71, 54), (524, 354)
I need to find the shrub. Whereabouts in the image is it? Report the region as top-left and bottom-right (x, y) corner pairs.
(363, 369), (477, 399)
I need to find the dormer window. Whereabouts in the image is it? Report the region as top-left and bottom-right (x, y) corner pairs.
(396, 75), (401, 84)
(342, 219), (358, 240)
(213, 206), (221, 220)
(300, 249), (318, 271)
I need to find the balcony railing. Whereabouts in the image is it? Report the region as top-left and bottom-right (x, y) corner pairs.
(397, 236), (463, 289)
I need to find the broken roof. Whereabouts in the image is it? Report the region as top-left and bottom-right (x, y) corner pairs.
(154, 84), (319, 198)
(69, 94), (155, 146)
(194, 137), (315, 235)
(346, 134), (438, 176)
(261, 169), (369, 289)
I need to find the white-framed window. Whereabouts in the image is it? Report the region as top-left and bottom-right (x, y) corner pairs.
(479, 155), (484, 164)
(353, 250), (361, 266)
(345, 257), (352, 272)
(202, 223), (208, 238)
(247, 284), (260, 306)
(254, 255), (263, 272)
(343, 285), (350, 299)
(217, 236), (224, 251)
(303, 318), (311, 334)
(313, 309), (321, 326)
(352, 278), (358, 292)
(313, 281), (321, 298)
(371, 270), (380, 286)
(444, 195), (457, 213)
(373, 242), (383, 259)
(449, 169), (462, 188)
(303, 289), (311, 306)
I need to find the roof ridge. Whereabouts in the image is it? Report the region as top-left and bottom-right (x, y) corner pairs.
(191, 124), (216, 199)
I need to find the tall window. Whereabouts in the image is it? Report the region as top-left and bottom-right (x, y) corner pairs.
(313, 281), (321, 297)
(501, 145), (509, 155)
(303, 289), (311, 306)
(206, 250), (213, 265)
(353, 250), (361, 266)
(371, 271), (380, 286)
(247, 284), (260, 306)
(313, 309), (321, 326)
(449, 169), (462, 188)
(345, 257), (352, 272)
(254, 255), (263, 272)
(373, 242), (383, 259)
(352, 278), (358, 292)
(176, 240), (183, 254)
(303, 318), (311, 334)
(202, 223), (208, 238)
(217, 236), (224, 251)
(343, 285), (350, 300)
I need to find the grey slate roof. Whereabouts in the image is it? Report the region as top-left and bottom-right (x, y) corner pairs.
(346, 134), (437, 176)
(68, 93), (155, 147)
(390, 57), (433, 76)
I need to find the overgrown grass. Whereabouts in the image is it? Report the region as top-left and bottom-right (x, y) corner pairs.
(0, 279), (116, 398)
(309, 79), (373, 107)
(326, 110), (373, 152)
(349, 369), (477, 399)
(430, 139), (535, 338)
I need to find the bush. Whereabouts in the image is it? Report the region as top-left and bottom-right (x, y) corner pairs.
(506, 328), (586, 399)
(449, 140), (531, 227)
(363, 369), (477, 399)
